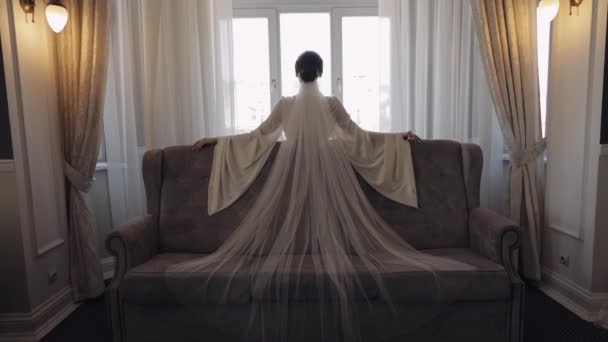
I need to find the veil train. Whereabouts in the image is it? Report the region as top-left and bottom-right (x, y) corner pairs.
(169, 82), (459, 341)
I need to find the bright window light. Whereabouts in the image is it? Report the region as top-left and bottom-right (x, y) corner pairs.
(232, 18), (272, 133)
(342, 16), (381, 131)
(537, 1), (558, 137)
(280, 13), (332, 96)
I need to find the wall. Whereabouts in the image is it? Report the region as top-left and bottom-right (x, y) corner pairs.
(5, 0), (69, 305)
(0, 171), (29, 314)
(597, 17), (608, 293)
(0, 25), (27, 316)
(0, 36), (12, 159)
(591, 150), (608, 292)
(541, 0), (608, 321)
(602, 25), (608, 144)
(545, 0), (595, 242)
(0, 0), (76, 339)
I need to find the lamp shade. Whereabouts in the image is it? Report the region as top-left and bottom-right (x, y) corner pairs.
(538, 0), (560, 22)
(46, 3), (68, 33)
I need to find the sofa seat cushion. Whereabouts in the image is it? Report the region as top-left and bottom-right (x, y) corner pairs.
(120, 254), (379, 305)
(381, 248), (510, 302)
(120, 253), (253, 305)
(120, 248), (510, 305)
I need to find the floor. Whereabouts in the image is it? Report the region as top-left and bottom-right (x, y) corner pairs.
(42, 287), (608, 342)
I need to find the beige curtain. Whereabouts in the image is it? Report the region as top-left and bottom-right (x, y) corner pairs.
(55, 0), (110, 301)
(471, 0), (545, 280)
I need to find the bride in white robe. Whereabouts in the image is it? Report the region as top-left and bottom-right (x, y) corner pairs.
(203, 85), (420, 215)
(178, 51), (445, 341)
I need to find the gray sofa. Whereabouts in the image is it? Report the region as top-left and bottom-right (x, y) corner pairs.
(106, 140), (524, 342)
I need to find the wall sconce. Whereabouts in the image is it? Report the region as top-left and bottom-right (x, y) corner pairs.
(570, 0), (584, 15)
(19, 0), (68, 33)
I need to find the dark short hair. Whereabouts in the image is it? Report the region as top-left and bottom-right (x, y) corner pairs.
(295, 51), (323, 83)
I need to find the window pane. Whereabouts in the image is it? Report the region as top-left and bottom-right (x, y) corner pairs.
(537, 10), (551, 138)
(342, 16), (380, 131)
(233, 18), (271, 133)
(280, 13), (332, 96)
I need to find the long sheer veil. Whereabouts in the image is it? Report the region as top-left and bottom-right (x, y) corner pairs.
(169, 83), (452, 341)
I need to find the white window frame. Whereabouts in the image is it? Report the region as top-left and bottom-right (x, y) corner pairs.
(233, 1), (378, 106)
(233, 9), (282, 107)
(331, 7), (378, 102)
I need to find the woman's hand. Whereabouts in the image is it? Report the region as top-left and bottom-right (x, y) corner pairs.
(192, 137), (218, 151)
(403, 131), (422, 143)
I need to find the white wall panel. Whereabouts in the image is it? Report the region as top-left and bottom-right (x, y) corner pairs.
(543, 0), (607, 296)
(545, 0), (594, 238)
(0, 0), (69, 313)
(9, 0), (67, 255)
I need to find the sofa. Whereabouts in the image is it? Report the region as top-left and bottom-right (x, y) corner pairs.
(106, 140), (524, 342)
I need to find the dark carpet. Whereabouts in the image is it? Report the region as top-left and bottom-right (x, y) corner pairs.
(42, 286), (608, 342)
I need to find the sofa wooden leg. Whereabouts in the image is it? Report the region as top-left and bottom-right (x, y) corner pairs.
(106, 288), (125, 342)
(508, 282), (525, 342)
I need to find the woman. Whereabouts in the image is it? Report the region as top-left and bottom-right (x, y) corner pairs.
(182, 51), (439, 341)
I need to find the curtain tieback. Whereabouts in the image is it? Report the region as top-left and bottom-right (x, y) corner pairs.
(64, 161), (94, 192)
(510, 139), (547, 168)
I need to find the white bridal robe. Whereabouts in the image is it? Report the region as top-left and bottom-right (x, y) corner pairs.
(208, 94), (418, 215)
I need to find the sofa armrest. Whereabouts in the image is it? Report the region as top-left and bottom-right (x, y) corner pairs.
(105, 215), (159, 282)
(470, 208), (524, 342)
(469, 208), (521, 278)
(105, 216), (158, 342)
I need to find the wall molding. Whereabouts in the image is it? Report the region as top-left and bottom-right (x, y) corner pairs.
(538, 267), (608, 323)
(0, 160), (15, 173)
(0, 287), (78, 341)
(546, 224), (584, 241)
(36, 239), (65, 257)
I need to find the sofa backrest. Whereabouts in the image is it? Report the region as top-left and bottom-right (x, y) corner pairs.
(142, 140), (483, 253)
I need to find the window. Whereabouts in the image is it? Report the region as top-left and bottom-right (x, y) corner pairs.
(233, 17), (272, 133)
(232, 4), (380, 132)
(341, 15), (381, 131)
(537, 3), (558, 138)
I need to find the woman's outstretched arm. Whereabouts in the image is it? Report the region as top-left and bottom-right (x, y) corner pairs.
(193, 98), (286, 151)
(192, 136), (218, 151)
(328, 96), (421, 143)
(329, 96), (419, 208)
(203, 98), (286, 215)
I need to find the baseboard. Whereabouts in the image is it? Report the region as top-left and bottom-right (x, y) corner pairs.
(0, 287), (79, 341)
(102, 256), (115, 280)
(538, 267), (608, 324)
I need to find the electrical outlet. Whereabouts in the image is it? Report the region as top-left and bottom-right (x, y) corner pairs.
(559, 255), (570, 267)
(48, 270), (57, 284)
